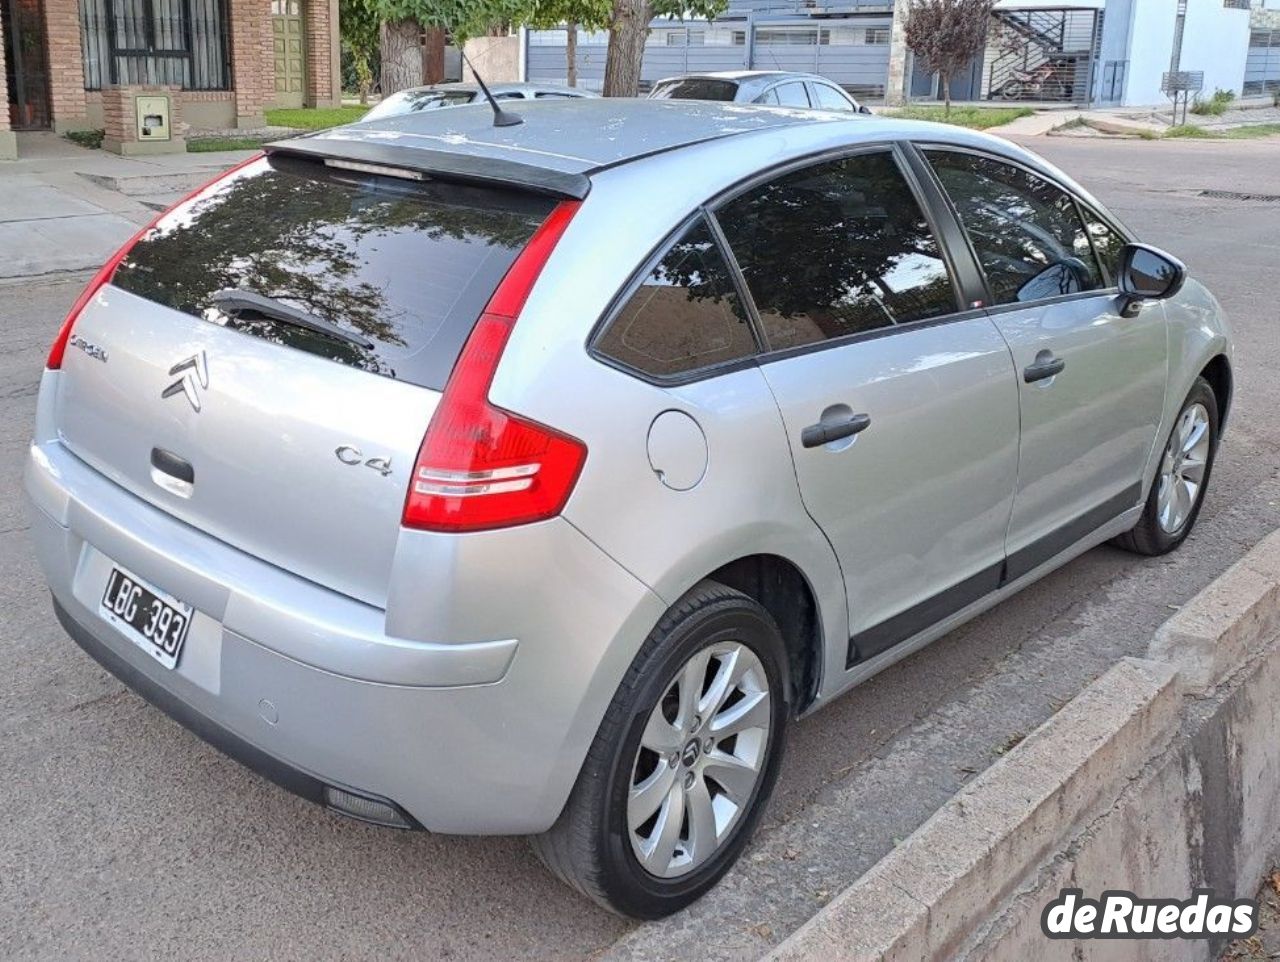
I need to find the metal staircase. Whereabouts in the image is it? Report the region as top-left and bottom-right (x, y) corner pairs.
(986, 8), (1099, 103)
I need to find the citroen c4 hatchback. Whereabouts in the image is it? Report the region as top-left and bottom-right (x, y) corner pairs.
(27, 98), (1232, 918)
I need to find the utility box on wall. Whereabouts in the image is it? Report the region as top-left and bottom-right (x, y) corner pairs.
(102, 86), (186, 155)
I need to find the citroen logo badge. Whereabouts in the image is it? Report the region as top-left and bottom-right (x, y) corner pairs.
(162, 351), (209, 412)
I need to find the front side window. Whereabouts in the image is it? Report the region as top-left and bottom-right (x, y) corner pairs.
(812, 83), (854, 111)
(924, 150), (1103, 305)
(79, 0), (231, 91)
(715, 151), (958, 351)
(1081, 208), (1127, 285)
(594, 216), (756, 378)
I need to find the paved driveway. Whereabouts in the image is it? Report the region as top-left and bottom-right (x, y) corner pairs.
(1, 134), (1278, 961)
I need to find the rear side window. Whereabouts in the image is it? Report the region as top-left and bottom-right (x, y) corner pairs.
(649, 78), (739, 101)
(812, 83), (854, 111)
(774, 82), (810, 107)
(715, 150), (958, 350)
(112, 156), (553, 391)
(594, 216), (756, 378)
(924, 150), (1103, 305)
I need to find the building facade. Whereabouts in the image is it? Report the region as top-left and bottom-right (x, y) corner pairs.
(525, 0), (1280, 107)
(2, 0), (340, 157)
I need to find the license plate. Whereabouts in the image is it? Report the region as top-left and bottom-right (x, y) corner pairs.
(99, 564), (193, 669)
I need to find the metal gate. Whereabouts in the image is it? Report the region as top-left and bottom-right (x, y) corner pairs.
(526, 17), (891, 99)
(985, 7), (1101, 103)
(1245, 27), (1280, 95)
(3, 0), (51, 129)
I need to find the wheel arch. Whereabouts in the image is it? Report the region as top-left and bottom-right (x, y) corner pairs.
(1199, 354), (1233, 436)
(702, 553), (826, 714)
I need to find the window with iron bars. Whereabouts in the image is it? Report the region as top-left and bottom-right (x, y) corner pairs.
(79, 0), (232, 91)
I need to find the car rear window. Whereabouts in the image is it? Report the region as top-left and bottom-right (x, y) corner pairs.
(112, 155), (554, 391)
(650, 78), (739, 101)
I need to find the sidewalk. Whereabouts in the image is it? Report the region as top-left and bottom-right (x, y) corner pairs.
(0, 132), (258, 279)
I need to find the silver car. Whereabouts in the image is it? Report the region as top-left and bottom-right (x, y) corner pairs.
(361, 81), (595, 122)
(27, 98), (1231, 919)
(649, 70), (871, 112)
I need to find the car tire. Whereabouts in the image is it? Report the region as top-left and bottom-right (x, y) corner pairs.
(530, 580), (790, 919)
(1114, 376), (1219, 557)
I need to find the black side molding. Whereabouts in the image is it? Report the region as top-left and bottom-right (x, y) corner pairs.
(51, 598), (422, 830)
(265, 136), (592, 200)
(845, 483), (1143, 668)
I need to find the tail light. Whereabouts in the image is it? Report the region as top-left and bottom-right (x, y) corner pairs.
(402, 201), (586, 533)
(45, 153), (264, 370)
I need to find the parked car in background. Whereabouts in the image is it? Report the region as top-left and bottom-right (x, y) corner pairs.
(362, 81), (596, 121)
(29, 98), (1231, 921)
(648, 70), (871, 112)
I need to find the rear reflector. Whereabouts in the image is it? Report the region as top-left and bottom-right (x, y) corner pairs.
(323, 786), (414, 829)
(402, 201), (586, 533)
(45, 153), (264, 370)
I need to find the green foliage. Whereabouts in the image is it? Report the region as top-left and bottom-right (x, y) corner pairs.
(527, 0), (610, 30)
(188, 137), (270, 152)
(64, 128), (105, 150)
(1164, 122), (1280, 140)
(341, 0), (381, 96)
(265, 106), (370, 129)
(648, 0), (726, 19)
(372, 0), (531, 40)
(1190, 88), (1236, 117)
(882, 105), (1032, 129)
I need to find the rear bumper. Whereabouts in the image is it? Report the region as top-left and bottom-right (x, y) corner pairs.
(26, 429), (665, 834)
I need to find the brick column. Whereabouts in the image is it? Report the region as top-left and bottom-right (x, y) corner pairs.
(230, 0), (272, 127)
(0, 14), (16, 158)
(304, 0), (340, 108)
(101, 85), (186, 154)
(884, 0), (911, 106)
(44, 0), (91, 130)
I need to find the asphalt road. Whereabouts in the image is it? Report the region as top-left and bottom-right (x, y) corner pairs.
(2, 135), (1278, 962)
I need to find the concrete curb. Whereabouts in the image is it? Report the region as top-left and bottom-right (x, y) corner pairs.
(768, 529), (1280, 962)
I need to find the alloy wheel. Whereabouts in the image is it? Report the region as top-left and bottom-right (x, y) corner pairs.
(1156, 401), (1211, 534)
(626, 641), (772, 879)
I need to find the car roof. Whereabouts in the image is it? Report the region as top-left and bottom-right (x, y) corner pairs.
(266, 98), (1021, 199)
(656, 70), (832, 88)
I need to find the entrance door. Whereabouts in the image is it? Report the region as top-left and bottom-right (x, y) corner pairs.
(271, 0), (305, 108)
(3, 0), (51, 129)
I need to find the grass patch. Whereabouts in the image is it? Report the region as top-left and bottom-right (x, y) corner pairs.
(1164, 123), (1280, 140)
(187, 136), (270, 153)
(64, 128), (105, 149)
(263, 106), (368, 129)
(1190, 88), (1235, 117)
(881, 105), (1034, 130)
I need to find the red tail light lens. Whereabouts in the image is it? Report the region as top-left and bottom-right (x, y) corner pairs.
(46, 153), (264, 370)
(402, 201), (586, 533)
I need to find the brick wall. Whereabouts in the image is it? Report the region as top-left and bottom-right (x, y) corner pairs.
(44, 0), (89, 128)
(304, 0), (340, 107)
(230, 0), (273, 125)
(0, 13), (10, 133)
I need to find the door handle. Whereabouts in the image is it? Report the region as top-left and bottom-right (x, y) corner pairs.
(1023, 351), (1066, 384)
(802, 412), (871, 448)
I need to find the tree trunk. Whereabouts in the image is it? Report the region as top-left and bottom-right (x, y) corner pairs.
(603, 0), (651, 97)
(422, 26), (446, 85)
(942, 72), (952, 118)
(566, 21), (578, 87)
(380, 19), (423, 96)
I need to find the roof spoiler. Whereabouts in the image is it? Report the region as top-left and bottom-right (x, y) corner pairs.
(264, 136), (591, 200)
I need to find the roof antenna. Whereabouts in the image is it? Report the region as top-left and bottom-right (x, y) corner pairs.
(460, 46), (523, 127)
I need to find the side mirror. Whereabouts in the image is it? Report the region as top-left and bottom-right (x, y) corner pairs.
(1118, 243), (1186, 316)
(858, 104), (873, 115)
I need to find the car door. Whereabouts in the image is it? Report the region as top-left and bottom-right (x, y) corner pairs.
(712, 147), (1020, 667)
(916, 147), (1167, 579)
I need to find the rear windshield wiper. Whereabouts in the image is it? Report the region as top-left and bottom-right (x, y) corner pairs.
(210, 289), (375, 351)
